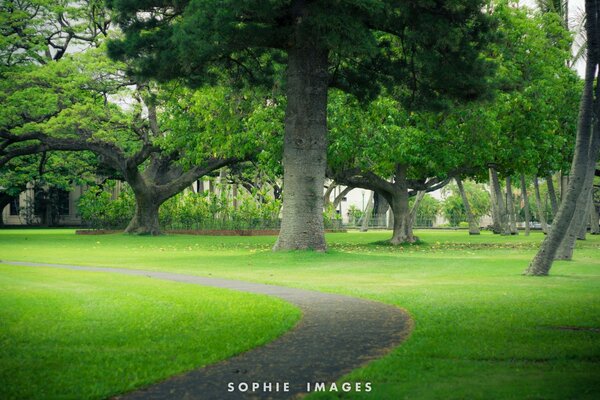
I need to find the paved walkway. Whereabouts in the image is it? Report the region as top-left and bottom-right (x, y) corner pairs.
(2, 260), (412, 399)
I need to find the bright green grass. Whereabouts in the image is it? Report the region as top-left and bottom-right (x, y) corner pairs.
(1, 229), (599, 399)
(0, 264), (300, 400)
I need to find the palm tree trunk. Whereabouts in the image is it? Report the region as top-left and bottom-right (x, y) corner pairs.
(521, 174), (531, 236)
(525, 0), (599, 275)
(506, 176), (519, 235)
(533, 177), (549, 233)
(456, 177), (480, 235)
(360, 191), (374, 232)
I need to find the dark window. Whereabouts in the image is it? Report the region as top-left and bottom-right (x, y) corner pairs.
(56, 189), (70, 215)
(9, 198), (19, 215)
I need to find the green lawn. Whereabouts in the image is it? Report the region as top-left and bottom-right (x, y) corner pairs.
(0, 263), (300, 400)
(1, 229), (599, 399)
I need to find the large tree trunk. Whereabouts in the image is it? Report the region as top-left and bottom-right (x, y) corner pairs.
(533, 177), (549, 233)
(520, 175), (531, 236)
(546, 175), (559, 217)
(488, 168), (502, 234)
(389, 165), (418, 244)
(456, 177), (480, 235)
(274, 44), (329, 251)
(125, 188), (162, 235)
(506, 176), (519, 235)
(490, 167), (510, 235)
(525, 1), (599, 276)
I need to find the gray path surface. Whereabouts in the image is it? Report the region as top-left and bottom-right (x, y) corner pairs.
(1, 260), (412, 400)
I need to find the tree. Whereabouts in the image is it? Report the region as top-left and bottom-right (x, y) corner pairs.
(525, 0), (600, 276)
(328, 93), (459, 244)
(0, 49), (265, 234)
(107, 0), (494, 250)
(441, 181), (491, 228)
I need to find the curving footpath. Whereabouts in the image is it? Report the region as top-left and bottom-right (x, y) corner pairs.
(2, 260), (412, 400)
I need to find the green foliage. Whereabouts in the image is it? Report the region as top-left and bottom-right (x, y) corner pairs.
(441, 182), (491, 226)
(323, 203), (343, 229)
(108, 0), (495, 106)
(411, 194), (440, 226)
(77, 183), (135, 229)
(347, 205), (364, 226)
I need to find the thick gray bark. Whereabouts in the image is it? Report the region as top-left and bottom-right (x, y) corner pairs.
(490, 167), (510, 235)
(456, 177), (480, 235)
(546, 175), (559, 217)
(506, 176), (519, 235)
(389, 165), (418, 244)
(274, 44), (329, 251)
(520, 175), (531, 236)
(533, 177), (549, 233)
(360, 191), (374, 232)
(525, 0), (599, 276)
(125, 189), (162, 235)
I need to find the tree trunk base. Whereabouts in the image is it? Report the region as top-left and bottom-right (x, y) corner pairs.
(125, 225), (162, 236)
(469, 231), (481, 235)
(389, 236), (419, 245)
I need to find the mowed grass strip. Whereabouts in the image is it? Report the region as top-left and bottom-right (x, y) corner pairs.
(0, 264), (300, 400)
(1, 229), (599, 398)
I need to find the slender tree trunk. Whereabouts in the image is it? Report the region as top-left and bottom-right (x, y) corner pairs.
(520, 175), (531, 236)
(525, 1), (599, 276)
(546, 175), (559, 217)
(490, 167), (510, 235)
(554, 158), (597, 260)
(506, 176), (519, 235)
(360, 191), (374, 232)
(323, 183), (336, 206)
(456, 177), (480, 235)
(410, 191), (426, 227)
(274, 44), (329, 251)
(533, 177), (549, 233)
(333, 186), (352, 209)
(577, 197), (591, 240)
(488, 168), (502, 234)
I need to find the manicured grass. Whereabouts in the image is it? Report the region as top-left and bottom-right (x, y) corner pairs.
(0, 264), (300, 400)
(1, 229), (599, 399)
